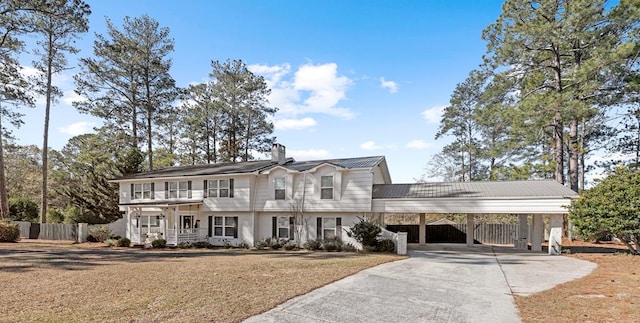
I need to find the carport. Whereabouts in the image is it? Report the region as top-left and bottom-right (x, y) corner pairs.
(371, 181), (579, 255)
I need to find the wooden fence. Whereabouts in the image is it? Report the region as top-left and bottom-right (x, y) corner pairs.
(13, 222), (78, 241)
(386, 224), (518, 245)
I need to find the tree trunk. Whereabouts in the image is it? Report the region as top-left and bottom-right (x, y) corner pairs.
(553, 112), (564, 184)
(568, 118), (579, 192)
(0, 107), (9, 219)
(147, 107), (153, 170)
(579, 118), (585, 191)
(41, 32), (54, 224)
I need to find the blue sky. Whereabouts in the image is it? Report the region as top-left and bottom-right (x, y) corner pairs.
(15, 0), (506, 183)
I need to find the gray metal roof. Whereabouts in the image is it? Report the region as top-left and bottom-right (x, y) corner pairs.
(372, 181), (579, 199)
(283, 156), (385, 172)
(113, 156), (385, 181)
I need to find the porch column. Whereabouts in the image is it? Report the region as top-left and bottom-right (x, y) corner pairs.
(531, 214), (543, 252)
(549, 214), (563, 255)
(419, 213), (426, 246)
(138, 209), (141, 244)
(125, 207), (130, 241)
(174, 206), (179, 244)
(466, 214), (474, 247)
(517, 214), (528, 250)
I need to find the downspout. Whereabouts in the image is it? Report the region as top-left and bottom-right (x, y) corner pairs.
(251, 174), (258, 246)
(301, 171), (307, 242)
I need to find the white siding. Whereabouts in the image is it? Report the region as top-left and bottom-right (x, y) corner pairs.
(253, 166), (374, 213)
(255, 212), (361, 247)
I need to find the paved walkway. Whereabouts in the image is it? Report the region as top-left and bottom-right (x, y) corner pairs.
(245, 244), (596, 323)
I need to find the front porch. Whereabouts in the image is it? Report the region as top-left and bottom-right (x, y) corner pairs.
(125, 201), (208, 246)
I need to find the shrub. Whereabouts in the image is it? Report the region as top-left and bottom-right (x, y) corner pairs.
(152, 239), (166, 248)
(0, 223), (20, 242)
(303, 239), (322, 250)
(238, 241), (250, 249)
(8, 197), (39, 222)
(47, 208), (65, 224)
(322, 237), (343, 252)
(116, 237), (131, 247)
(104, 239), (117, 247)
(110, 234), (122, 240)
(88, 226), (112, 242)
(347, 217), (381, 248)
(377, 239), (396, 253)
(255, 238), (268, 249)
(86, 234), (98, 242)
(342, 243), (358, 252)
(223, 240), (232, 249)
(269, 237), (282, 250)
(191, 241), (213, 249)
(177, 242), (191, 249)
(283, 240), (298, 251)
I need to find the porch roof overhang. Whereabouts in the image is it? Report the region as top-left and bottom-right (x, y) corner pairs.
(121, 200), (204, 208)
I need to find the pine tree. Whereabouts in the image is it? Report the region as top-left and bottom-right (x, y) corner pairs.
(31, 0), (90, 223)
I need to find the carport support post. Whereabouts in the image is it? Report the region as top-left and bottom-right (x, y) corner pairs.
(531, 215), (543, 252)
(549, 214), (563, 255)
(466, 214), (474, 247)
(517, 214), (528, 250)
(419, 213), (426, 245)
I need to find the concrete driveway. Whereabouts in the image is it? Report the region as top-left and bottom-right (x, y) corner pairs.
(244, 244), (596, 323)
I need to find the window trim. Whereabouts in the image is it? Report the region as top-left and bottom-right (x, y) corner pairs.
(205, 179), (234, 198)
(213, 216), (238, 238)
(317, 216), (342, 240)
(320, 175), (334, 200)
(168, 181), (189, 199)
(274, 177), (286, 200)
(132, 183), (154, 200)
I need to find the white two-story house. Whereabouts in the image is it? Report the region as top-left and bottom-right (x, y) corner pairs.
(112, 144), (392, 247)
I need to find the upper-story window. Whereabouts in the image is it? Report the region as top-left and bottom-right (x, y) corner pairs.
(274, 177), (285, 200)
(132, 183), (154, 200)
(205, 179), (234, 198)
(164, 181), (191, 199)
(169, 181), (189, 199)
(320, 175), (333, 199)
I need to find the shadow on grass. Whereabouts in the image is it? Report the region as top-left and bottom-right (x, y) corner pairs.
(0, 244), (392, 273)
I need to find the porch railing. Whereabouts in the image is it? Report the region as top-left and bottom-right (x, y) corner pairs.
(166, 228), (207, 245)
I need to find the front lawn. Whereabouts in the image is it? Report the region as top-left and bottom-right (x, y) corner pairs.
(0, 241), (403, 322)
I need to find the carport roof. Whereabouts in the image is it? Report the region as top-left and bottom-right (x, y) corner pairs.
(372, 180), (579, 199)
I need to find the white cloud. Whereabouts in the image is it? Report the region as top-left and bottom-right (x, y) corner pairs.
(274, 117), (317, 130)
(422, 105), (446, 124)
(380, 77), (398, 93)
(406, 139), (432, 149)
(288, 149), (330, 160)
(58, 121), (96, 136)
(250, 62), (354, 120)
(62, 90), (86, 106)
(360, 141), (382, 150)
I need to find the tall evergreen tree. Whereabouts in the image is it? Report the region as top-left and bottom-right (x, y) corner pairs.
(0, 0), (42, 218)
(75, 15), (176, 170)
(480, 0), (628, 191)
(210, 59), (276, 162)
(31, 0), (90, 223)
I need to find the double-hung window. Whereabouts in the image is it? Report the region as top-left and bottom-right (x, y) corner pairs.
(212, 216), (238, 238)
(169, 181), (189, 199)
(317, 217), (342, 240)
(274, 177), (285, 200)
(132, 183), (153, 200)
(320, 175), (333, 199)
(206, 179), (234, 198)
(272, 216), (292, 239)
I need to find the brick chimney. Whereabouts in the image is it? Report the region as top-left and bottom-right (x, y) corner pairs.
(271, 143), (286, 165)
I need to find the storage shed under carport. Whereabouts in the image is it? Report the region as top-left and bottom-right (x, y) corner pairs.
(371, 180), (579, 255)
